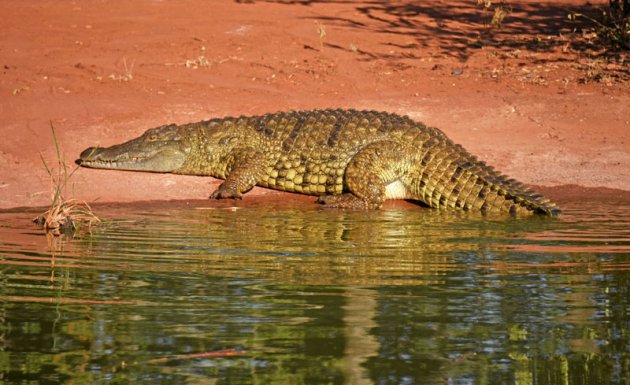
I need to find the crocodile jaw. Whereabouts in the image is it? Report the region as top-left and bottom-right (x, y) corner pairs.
(76, 145), (187, 173)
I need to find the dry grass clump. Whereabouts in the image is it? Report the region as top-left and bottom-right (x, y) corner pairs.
(33, 123), (100, 236)
(477, 0), (512, 29)
(34, 198), (100, 236)
(108, 57), (134, 81)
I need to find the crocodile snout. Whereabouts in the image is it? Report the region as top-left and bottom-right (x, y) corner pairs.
(80, 147), (99, 158)
(76, 147), (100, 165)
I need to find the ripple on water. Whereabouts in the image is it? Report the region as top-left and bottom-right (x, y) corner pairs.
(0, 198), (628, 384)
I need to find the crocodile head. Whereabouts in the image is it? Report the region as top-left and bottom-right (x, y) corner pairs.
(76, 124), (190, 173)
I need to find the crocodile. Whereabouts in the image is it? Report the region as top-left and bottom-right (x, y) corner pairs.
(76, 109), (560, 215)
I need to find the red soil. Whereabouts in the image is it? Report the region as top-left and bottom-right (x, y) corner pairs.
(1, 0), (628, 209)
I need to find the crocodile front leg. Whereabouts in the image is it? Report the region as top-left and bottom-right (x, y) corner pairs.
(317, 141), (410, 209)
(210, 148), (267, 200)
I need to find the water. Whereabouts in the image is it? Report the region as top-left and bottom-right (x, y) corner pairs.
(0, 196), (628, 385)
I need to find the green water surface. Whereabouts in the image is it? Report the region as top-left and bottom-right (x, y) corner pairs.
(0, 197), (628, 384)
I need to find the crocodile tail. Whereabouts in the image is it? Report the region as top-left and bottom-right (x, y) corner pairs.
(414, 133), (561, 216)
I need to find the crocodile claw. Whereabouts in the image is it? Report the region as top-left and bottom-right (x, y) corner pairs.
(209, 187), (243, 200)
(210, 191), (243, 200)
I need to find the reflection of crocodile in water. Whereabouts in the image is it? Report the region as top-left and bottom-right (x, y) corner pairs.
(77, 109), (560, 215)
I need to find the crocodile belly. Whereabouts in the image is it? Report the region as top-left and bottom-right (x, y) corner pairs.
(384, 180), (411, 199)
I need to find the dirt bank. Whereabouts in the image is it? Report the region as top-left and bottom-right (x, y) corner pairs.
(1, 0), (628, 209)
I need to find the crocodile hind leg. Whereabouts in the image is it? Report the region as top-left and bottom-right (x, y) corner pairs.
(317, 141), (409, 209)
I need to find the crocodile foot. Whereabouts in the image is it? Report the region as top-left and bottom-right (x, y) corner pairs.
(209, 185), (243, 200)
